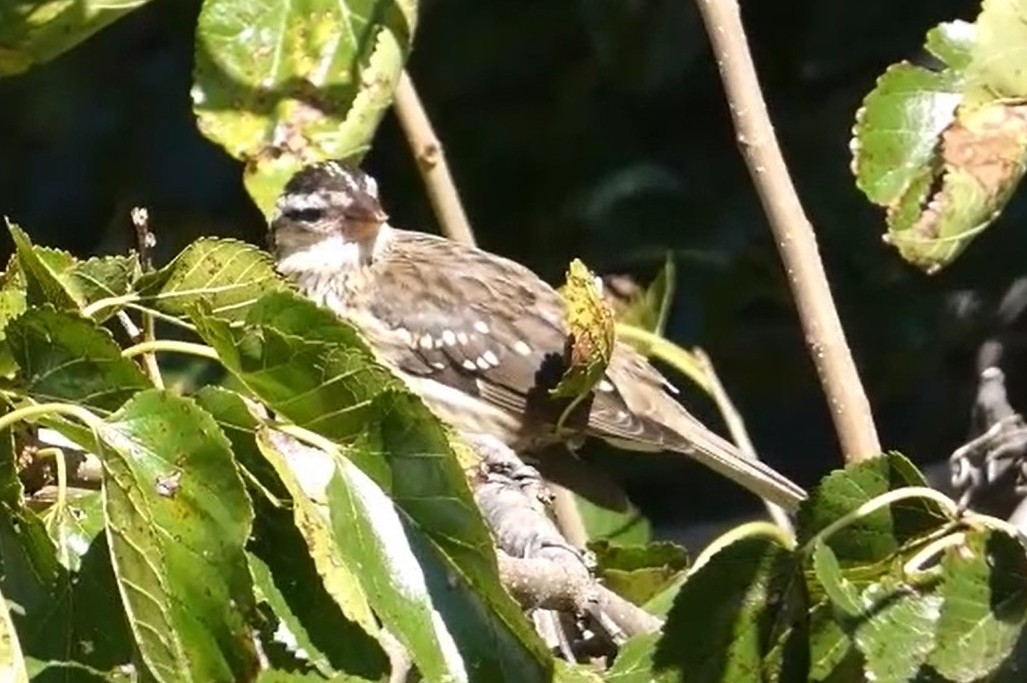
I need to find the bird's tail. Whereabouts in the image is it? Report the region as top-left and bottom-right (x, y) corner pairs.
(659, 402), (807, 510)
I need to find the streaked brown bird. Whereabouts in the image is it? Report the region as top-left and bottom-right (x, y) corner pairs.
(269, 160), (806, 509)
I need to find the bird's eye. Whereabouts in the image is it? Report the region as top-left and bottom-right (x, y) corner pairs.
(284, 207), (327, 223)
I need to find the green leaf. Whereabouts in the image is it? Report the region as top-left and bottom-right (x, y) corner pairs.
(641, 573), (685, 617)
(605, 633), (675, 683)
(0, 573), (29, 682)
(591, 540), (688, 606)
(807, 602), (861, 683)
(8, 223), (80, 311)
(320, 437), (467, 681)
(0, 0), (152, 77)
(966, 0), (1027, 104)
(795, 453), (950, 567)
(41, 489), (105, 572)
(575, 493), (652, 546)
(196, 387), (385, 678)
(19, 533), (135, 673)
(651, 535), (803, 682)
(97, 390), (258, 681)
(247, 536), (387, 679)
(68, 254), (140, 318)
(851, 9), (1027, 272)
(929, 528), (1027, 681)
(553, 660), (605, 682)
(613, 254), (676, 344)
(6, 307), (151, 412)
(0, 508), (64, 626)
(6, 224), (139, 318)
(850, 579), (941, 683)
(850, 23), (971, 272)
(193, 290), (552, 681)
(811, 540), (862, 618)
(192, 0), (417, 214)
(135, 238), (288, 321)
(926, 21), (976, 70)
(0, 287), (26, 345)
(250, 429), (378, 636)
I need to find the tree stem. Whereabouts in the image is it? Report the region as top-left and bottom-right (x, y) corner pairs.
(393, 70), (477, 247)
(693, 0), (880, 462)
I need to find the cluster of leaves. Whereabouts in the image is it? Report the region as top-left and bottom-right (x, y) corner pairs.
(0, 222), (1021, 683)
(606, 453), (1027, 683)
(852, 0), (1027, 273)
(0, 224), (558, 681)
(1, 0), (414, 216)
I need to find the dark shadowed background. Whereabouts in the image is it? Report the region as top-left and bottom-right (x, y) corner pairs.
(1, 0), (1019, 545)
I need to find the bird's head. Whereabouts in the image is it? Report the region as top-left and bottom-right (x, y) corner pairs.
(270, 160), (391, 275)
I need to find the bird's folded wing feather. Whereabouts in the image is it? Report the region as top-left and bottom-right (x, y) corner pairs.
(359, 231), (661, 439)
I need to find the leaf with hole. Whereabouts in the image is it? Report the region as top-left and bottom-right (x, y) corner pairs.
(192, 0), (417, 214)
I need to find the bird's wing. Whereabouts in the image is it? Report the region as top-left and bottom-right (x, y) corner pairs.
(361, 231), (655, 438)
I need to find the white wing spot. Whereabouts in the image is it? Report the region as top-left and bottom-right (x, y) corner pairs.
(473, 320), (490, 334)
(456, 331), (469, 345)
(513, 340), (532, 356)
(431, 361), (446, 370)
(462, 359), (477, 371)
(616, 410), (629, 420)
(475, 356), (491, 370)
(598, 379), (615, 392)
(482, 350), (500, 367)
(441, 330), (457, 346)
(394, 327), (413, 346)
(419, 334), (434, 350)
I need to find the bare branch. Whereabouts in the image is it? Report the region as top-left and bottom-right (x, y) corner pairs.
(468, 434), (662, 644)
(693, 0), (880, 462)
(128, 207), (163, 389)
(393, 70), (477, 247)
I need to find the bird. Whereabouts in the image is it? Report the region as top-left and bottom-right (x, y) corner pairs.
(268, 159), (807, 509)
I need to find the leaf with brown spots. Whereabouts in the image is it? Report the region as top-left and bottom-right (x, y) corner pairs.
(192, 0), (417, 215)
(134, 237), (288, 322)
(551, 259), (616, 431)
(853, 1), (1027, 272)
(97, 390), (258, 681)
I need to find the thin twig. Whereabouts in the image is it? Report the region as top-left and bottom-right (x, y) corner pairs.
(129, 207), (163, 389)
(694, 349), (794, 536)
(393, 70), (477, 246)
(693, 0), (880, 463)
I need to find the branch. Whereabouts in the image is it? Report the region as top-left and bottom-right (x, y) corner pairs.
(128, 207), (163, 389)
(393, 70), (477, 247)
(469, 434), (662, 644)
(693, 0), (880, 462)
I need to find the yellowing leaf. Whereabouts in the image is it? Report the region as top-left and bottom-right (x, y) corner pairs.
(551, 258), (615, 406)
